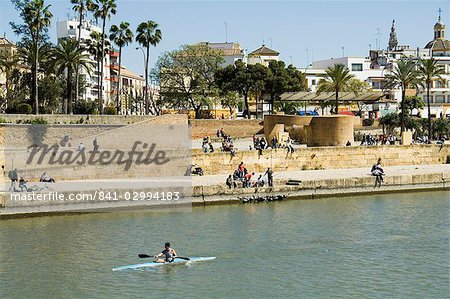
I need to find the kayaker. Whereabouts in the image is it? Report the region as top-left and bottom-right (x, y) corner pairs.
(155, 242), (177, 263)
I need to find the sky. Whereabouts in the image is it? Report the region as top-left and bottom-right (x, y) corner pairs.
(1, 0), (449, 77)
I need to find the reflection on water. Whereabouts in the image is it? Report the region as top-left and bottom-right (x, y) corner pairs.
(0, 191), (448, 298)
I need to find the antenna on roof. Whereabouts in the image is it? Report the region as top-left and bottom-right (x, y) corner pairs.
(438, 7), (442, 21)
(262, 36), (265, 46)
(269, 38), (272, 49)
(224, 22), (228, 43)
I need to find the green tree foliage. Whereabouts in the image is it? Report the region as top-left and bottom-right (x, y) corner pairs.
(109, 21), (134, 113)
(156, 44), (224, 119)
(265, 61), (305, 114)
(316, 64), (354, 114)
(347, 78), (372, 116)
(432, 118), (450, 139)
(10, 0), (53, 114)
(417, 58), (445, 140)
(385, 58), (420, 136)
(378, 112), (399, 135)
(136, 20), (162, 115)
(216, 61), (268, 118)
(0, 52), (20, 110)
(51, 38), (94, 114)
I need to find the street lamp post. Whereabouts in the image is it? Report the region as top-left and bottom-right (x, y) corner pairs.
(136, 47), (147, 115)
(304, 63), (312, 114)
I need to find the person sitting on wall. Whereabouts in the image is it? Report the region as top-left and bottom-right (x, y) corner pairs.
(371, 158), (385, 188)
(191, 164), (204, 176)
(40, 172), (55, 183)
(226, 175), (237, 189)
(19, 177), (29, 192)
(346, 140), (351, 146)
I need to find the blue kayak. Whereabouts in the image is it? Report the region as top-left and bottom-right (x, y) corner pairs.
(112, 257), (216, 271)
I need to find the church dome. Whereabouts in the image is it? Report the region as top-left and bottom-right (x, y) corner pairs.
(434, 21), (445, 29)
(425, 39), (450, 50)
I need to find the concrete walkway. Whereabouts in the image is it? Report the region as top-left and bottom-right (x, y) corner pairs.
(191, 164), (450, 186)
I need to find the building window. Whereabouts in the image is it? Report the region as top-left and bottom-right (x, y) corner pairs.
(447, 95), (450, 103)
(435, 95), (445, 103)
(69, 25), (74, 30)
(351, 63), (363, 71)
(311, 79), (316, 85)
(436, 81), (442, 88)
(429, 95), (434, 103)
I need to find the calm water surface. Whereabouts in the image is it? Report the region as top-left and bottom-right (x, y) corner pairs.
(0, 191), (449, 298)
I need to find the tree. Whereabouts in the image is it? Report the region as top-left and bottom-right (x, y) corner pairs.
(220, 91), (240, 118)
(264, 61), (305, 114)
(110, 21), (134, 114)
(417, 58), (445, 141)
(136, 20), (162, 115)
(71, 0), (97, 103)
(0, 52), (20, 110)
(156, 44), (224, 118)
(216, 61), (269, 119)
(347, 78), (372, 116)
(378, 112), (399, 135)
(10, 0), (53, 114)
(51, 38), (94, 114)
(385, 58), (419, 136)
(87, 31), (110, 107)
(93, 0), (116, 113)
(316, 64), (354, 114)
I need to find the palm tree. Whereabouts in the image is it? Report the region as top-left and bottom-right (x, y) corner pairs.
(71, 0), (96, 103)
(51, 39), (94, 114)
(0, 52), (20, 109)
(93, 0), (116, 113)
(417, 58), (445, 141)
(316, 64), (354, 114)
(21, 0), (53, 114)
(110, 21), (134, 114)
(385, 58), (419, 137)
(135, 20), (162, 115)
(87, 31), (110, 109)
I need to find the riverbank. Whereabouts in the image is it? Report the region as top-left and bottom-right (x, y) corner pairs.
(1, 164), (448, 218)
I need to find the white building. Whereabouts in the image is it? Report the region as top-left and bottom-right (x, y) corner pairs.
(247, 45), (279, 66)
(57, 19), (111, 105)
(195, 42), (245, 66)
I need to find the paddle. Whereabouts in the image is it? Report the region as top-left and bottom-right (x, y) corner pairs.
(138, 254), (190, 261)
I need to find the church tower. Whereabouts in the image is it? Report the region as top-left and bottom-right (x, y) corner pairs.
(388, 20), (398, 51)
(425, 8), (450, 55)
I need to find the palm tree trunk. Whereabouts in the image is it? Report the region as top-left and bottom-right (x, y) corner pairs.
(145, 44), (150, 115)
(400, 86), (405, 138)
(67, 67), (73, 114)
(34, 39), (39, 115)
(244, 93), (250, 119)
(335, 89), (339, 115)
(116, 46), (122, 114)
(426, 82), (432, 141)
(75, 5), (83, 107)
(96, 57), (100, 112)
(99, 17), (106, 114)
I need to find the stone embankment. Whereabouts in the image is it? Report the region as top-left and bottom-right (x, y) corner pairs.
(191, 164), (450, 205)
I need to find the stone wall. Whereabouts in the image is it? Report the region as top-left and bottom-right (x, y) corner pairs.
(193, 144), (450, 175)
(0, 114), (157, 125)
(190, 119), (264, 139)
(306, 116), (354, 146)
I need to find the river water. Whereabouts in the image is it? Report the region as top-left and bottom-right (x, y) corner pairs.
(0, 191), (448, 298)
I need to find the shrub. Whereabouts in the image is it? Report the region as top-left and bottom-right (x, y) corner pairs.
(362, 118), (375, 126)
(21, 117), (48, 124)
(0, 118), (11, 123)
(16, 103), (32, 114)
(104, 106), (117, 115)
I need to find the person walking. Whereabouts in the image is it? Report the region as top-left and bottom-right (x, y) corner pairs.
(265, 168), (274, 187)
